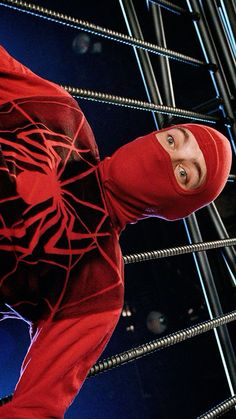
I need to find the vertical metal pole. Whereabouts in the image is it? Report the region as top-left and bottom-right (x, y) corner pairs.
(150, 3), (176, 108)
(120, 0), (236, 397)
(207, 203), (236, 287)
(119, 0), (164, 129)
(186, 0), (236, 155)
(185, 0), (236, 394)
(219, 0), (236, 48)
(204, 0), (236, 98)
(184, 215), (236, 395)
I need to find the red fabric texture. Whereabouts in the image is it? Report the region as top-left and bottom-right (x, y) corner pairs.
(0, 46), (124, 417)
(0, 46), (124, 324)
(0, 46), (232, 417)
(0, 309), (121, 418)
(99, 124), (232, 230)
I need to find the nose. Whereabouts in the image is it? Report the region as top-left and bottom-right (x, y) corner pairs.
(171, 141), (201, 164)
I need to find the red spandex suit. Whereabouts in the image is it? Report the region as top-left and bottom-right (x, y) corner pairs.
(0, 46), (232, 418)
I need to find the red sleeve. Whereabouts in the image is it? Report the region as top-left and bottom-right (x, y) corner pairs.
(0, 308), (121, 418)
(0, 45), (71, 105)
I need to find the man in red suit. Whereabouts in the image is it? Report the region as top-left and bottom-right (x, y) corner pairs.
(0, 46), (232, 418)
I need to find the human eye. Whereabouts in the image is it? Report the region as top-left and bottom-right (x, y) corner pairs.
(166, 134), (175, 148)
(177, 165), (188, 185)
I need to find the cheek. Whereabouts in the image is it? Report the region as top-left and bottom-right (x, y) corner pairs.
(173, 168), (180, 186)
(199, 154), (207, 180)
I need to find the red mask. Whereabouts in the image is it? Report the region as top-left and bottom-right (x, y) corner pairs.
(98, 124), (232, 231)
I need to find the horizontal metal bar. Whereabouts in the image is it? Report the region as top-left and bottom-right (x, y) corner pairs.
(63, 85), (219, 123)
(148, 0), (198, 18)
(2, 311), (236, 405)
(0, 0), (209, 67)
(123, 238), (236, 264)
(88, 310), (236, 377)
(197, 394), (236, 419)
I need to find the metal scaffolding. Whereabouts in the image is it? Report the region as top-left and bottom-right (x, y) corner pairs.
(0, 1), (235, 417)
(119, 0), (236, 417)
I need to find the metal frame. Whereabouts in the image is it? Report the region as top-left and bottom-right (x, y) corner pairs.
(204, 0), (236, 96)
(186, 0), (236, 153)
(119, 0), (236, 410)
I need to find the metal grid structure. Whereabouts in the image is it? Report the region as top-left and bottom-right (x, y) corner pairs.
(119, 2), (236, 417)
(119, 3), (236, 416)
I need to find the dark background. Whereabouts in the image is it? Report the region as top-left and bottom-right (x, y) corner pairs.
(0, 1), (235, 418)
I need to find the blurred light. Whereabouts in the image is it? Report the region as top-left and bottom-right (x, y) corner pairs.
(126, 325), (134, 332)
(91, 42), (102, 54)
(72, 33), (102, 55)
(72, 33), (90, 54)
(146, 311), (167, 335)
(122, 304), (132, 318)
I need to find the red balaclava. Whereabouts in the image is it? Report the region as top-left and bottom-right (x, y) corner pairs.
(98, 124), (232, 231)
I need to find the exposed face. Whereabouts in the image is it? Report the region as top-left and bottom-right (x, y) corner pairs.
(155, 127), (207, 190)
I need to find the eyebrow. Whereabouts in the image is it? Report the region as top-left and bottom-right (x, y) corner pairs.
(176, 127), (189, 141)
(176, 127), (205, 187)
(193, 161), (203, 187)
